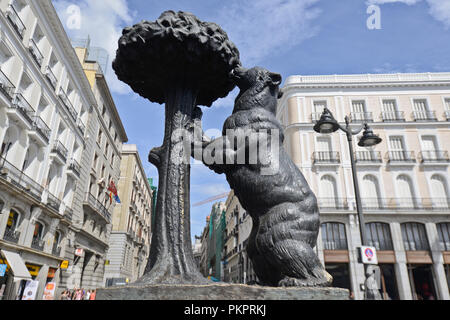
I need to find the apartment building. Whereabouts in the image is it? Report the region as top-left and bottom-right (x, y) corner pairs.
(0, 0), (102, 300)
(277, 72), (450, 300)
(222, 190), (257, 284)
(103, 144), (153, 286)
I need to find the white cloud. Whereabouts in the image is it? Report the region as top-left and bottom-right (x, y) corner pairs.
(367, 0), (450, 29)
(426, 0), (450, 28)
(53, 0), (135, 94)
(366, 0), (421, 5)
(215, 0), (322, 66)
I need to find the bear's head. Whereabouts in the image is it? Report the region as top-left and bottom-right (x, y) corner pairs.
(230, 66), (283, 114)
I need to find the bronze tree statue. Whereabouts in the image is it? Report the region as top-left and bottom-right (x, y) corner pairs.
(113, 10), (240, 284)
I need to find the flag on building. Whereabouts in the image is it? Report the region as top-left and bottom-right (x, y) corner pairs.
(108, 181), (121, 204)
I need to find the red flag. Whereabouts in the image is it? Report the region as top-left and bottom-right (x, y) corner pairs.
(108, 181), (118, 196)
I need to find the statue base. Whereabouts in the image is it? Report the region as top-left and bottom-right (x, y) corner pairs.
(96, 283), (349, 300)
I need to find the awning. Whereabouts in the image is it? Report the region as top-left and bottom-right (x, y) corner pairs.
(1, 250), (32, 282)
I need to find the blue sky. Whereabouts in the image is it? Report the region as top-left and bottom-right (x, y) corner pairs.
(53, 0), (450, 241)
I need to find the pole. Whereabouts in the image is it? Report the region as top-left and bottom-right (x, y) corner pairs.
(344, 117), (368, 246)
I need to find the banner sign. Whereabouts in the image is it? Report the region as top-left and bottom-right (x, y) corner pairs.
(0, 264), (7, 277)
(42, 282), (56, 300)
(22, 280), (39, 300)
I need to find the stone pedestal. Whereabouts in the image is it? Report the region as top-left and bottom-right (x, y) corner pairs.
(96, 284), (349, 300)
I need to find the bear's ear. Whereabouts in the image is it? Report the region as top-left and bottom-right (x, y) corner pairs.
(269, 72), (282, 87)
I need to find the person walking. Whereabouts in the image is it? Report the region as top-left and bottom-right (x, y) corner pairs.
(89, 289), (96, 300)
(84, 290), (91, 300)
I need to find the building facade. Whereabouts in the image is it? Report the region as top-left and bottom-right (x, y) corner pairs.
(0, 0), (111, 300)
(206, 202), (226, 281)
(103, 144), (153, 286)
(277, 72), (450, 300)
(222, 190), (257, 284)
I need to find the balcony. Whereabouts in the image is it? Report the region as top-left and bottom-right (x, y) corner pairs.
(31, 237), (45, 251)
(350, 112), (373, 123)
(418, 151), (450, 163)
(50, 141), (68, 164)
(52, 243), (61, 256)
(76, 118), (86, 135)
(28, 39), (44, 67)
(6, 4), (26, 39)
(412, 110), (437, 122)
(381, 111), (405, 122)
(312, 151), (341, 164)
(58, 89), (78, 121)
(7, 93), (35, 129)
(311, 112), (322, 123)
(361, 198), (450, 210)
(45, 66), (58, 89)
(83, 193), (112, 223)
(0, 156), (44, 202)
(30, 116), (51, 146)
(445, 110), (450, 121)
(46, 192), (61, 212)
(3, 229), (20, 244)
(0, 69), (15, 101)
(67, 158), (81, 179)
(64, 206), (73, 222)
(386, 151), (416, 163)
(317, 198), (349, 210)
(355, 151), (382, 163)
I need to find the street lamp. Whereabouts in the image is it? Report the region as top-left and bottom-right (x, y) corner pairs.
(314, 107), (382, 299)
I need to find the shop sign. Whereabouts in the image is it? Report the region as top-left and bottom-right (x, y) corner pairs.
(360, 246), (378, 265)
(60, 260), (69, 269)
(47, 268), (57, 279)
(0, 264), (6, 277)
(75, 248), (84, 257)
(22, 280), (39, 300)
(42, 282), (56, 300)
(25, 264), (41, 277)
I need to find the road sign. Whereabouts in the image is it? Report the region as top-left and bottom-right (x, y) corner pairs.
(360, 246), (378, 265)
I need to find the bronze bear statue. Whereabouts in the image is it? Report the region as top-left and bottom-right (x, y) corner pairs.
(192, 66), (332, 287)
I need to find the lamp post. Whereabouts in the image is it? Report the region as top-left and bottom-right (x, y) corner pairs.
(314, 107), (382, 299)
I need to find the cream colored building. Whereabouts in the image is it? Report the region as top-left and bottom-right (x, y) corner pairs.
(104, 144), (153, 286)
(277, 72), (450, 300)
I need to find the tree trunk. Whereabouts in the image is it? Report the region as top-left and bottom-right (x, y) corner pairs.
(137, 84), (209, 285)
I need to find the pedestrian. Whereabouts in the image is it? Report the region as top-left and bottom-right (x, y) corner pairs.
(59, 290), (68, 300)
(75, 288), (83, 300)
(84, 289), (91, 300)
(89, 289), (96, 300)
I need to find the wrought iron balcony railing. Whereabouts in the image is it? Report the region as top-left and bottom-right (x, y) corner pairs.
(84, 193), (112, 223)
(47, 191), (61, 212)
(350, 112), (374, 123)
(51, 141), (68, 163)
(11, 93), (35, 125)
(31, 116), (51, 143)
(412, 110), (437, 122)
(3, 229), (20, 244)
(418, 150), (450, 163)
(6, 4), (26, 39)
(317, 198), (349, 210)
(386, 151), (416, 163)
(68, 158), (81, 177)
(52, 243), (61, 256)
(381, 111), (405, 122)
(0, 69), (15, 101)
(0, 156), (44, 202)
(45, 66), (58, 89)
(28, 39), (44, 67)
(76, 118), (86, 134)
(58, 88), (78, 120)
(31, 237), (45, 251)
(313, 151), (341, 164)
(355, 151), (382, 163)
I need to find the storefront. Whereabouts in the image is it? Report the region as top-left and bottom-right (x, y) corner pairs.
(0, 249), (32, 300)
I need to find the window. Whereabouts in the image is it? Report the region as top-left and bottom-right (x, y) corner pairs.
(401, 223), (429, 251)
(319, 175), (338, 208)
(430, 175), (449, 208)
(321, 223), (347, 250)
(361, 175), (382, 209)
(437, 223), (450, 251)
(312, 101), (326, 121)
(6, 210), (20, 231)
(33, 222), (44, 240)
(382, 100), (402, 121)
(366, 223), (393, 250)
(97, 130), (102, 145)
(396, 175), (416, 208)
